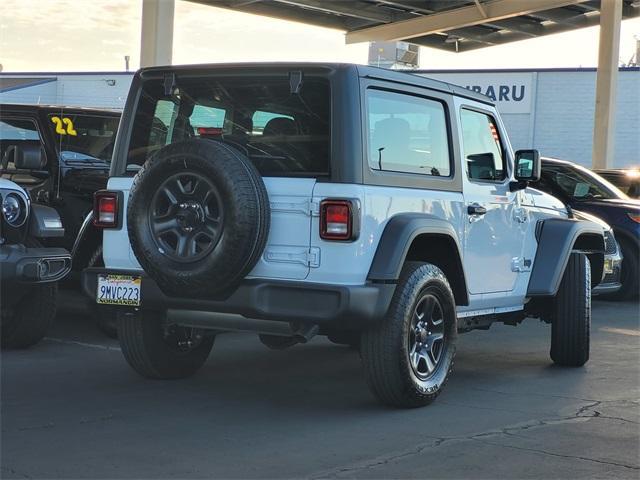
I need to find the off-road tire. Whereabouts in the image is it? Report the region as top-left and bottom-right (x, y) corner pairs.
(361, 262), (457, 408)
(550, 252), (591, 367)
(127, 139), (270, 298)
(1, 238), (57, 349)
(118, 311), (215, 379)
(1, 283), (56, 349)
(87, 246), (118, 338)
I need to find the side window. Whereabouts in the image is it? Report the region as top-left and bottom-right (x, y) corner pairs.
(367, 89), (451, 177)
(460, 109), (505, 182)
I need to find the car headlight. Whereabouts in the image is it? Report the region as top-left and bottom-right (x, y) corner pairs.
(2, 192), (28, 227)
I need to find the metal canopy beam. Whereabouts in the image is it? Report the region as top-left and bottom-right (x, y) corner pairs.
(592, 0), (623, 169)
(140, 0), (175, 67)
(345, 0), (589, 43)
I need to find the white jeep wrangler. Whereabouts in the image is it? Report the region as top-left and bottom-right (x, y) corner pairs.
(83, 64), (605, 408)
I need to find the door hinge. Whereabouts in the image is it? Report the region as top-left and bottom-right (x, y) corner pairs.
(307, 247), (320, 267)
(309, 200), (320, 216)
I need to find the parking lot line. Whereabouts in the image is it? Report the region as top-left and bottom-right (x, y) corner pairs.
(44, 337), (121, 351)
(599, 327), (640, 337)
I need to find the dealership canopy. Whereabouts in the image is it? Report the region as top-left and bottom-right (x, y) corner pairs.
(191, 0), (640, 52)
(140, 0), (640, 167)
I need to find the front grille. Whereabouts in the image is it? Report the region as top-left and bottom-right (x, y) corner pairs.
(604, 231), (618, 255)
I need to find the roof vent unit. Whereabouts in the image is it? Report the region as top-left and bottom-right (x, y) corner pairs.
(368, 41), (420, 70)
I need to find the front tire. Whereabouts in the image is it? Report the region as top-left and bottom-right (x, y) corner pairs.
(1, 283), (57, 349)
(118, 311), (214, 379)
(550, 253), (591, 367)
(361, 262), (457, 408)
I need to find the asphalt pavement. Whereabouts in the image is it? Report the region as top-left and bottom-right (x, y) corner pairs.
(1, 297), (639, 479)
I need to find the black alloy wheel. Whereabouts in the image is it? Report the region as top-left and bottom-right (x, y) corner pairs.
(408, 294), (445, 380)
(149, 172), (224, 263)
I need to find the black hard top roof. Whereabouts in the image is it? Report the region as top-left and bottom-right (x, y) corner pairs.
(137, 62), (493, 106)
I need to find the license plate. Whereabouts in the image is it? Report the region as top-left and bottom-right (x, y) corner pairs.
(97, 274), (141, 306)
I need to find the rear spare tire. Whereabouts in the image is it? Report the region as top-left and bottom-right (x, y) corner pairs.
(127, 140), (270, 297)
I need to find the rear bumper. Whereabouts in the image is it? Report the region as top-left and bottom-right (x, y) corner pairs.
(81, 268), (396, 329)
(0, 244), (71, 283)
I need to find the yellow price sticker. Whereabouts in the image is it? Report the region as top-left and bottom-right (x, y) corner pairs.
(51, 116), (77, 136)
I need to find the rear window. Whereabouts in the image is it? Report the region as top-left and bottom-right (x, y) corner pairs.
(127, 74), (331, 177)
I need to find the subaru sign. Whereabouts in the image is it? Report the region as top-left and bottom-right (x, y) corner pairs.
(421, 72), (534, 114)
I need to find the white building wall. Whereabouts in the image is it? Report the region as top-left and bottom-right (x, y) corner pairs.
(423, 68), (640, 168)
(0, 72), (133, 110)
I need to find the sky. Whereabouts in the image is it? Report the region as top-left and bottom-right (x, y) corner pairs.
(0, 0), (639, 72)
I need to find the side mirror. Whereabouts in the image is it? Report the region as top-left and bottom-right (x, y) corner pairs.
(514, 149), (540, 182)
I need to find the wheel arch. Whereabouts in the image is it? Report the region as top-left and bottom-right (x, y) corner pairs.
(527, 218), (605, 297)
(367, 213), (469, 306)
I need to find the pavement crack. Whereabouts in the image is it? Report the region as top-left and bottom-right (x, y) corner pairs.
(471, 437), (639, 471)
(309, 437), (450, 479)
(308, 399), (635, 478)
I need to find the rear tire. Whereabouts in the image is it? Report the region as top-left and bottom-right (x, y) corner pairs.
(550, 252), (591, 367)
(361, 262), (457, 408)
(118, 311), (214, 379)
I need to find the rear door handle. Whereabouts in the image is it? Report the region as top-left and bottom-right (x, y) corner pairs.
(467, 204), (487, 216)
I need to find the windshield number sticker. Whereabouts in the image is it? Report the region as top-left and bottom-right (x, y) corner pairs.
(51, 116), (77, 136)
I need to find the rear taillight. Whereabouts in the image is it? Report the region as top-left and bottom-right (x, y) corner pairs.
(320, 199), (354, 241)
(93, 190), (119, 228)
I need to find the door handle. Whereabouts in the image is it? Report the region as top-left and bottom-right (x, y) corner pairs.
(467, 204), (487, 216)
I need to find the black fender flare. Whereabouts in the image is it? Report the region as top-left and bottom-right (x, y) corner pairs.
(527, 217), (605, 297)
(367, 213), (468, 305)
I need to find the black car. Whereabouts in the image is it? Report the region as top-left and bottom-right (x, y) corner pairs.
(537, 157), (639, 299)
(0, 104), (120, 331)
(594, 169), (640, 199)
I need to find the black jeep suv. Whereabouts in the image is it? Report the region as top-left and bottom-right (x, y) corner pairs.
(0, 104), (120, 332)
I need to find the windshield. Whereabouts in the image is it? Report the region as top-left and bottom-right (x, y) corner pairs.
(540, 162), (629, 201)
(127, 74), (330, 177)
(48, 113), (120, 165)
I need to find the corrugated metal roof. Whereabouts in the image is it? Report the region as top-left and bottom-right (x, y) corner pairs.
(188, 0), (640, 52)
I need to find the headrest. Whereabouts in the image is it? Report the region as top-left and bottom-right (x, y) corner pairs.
(263, 117), (297, 136)
(3, 144), (45, 170)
